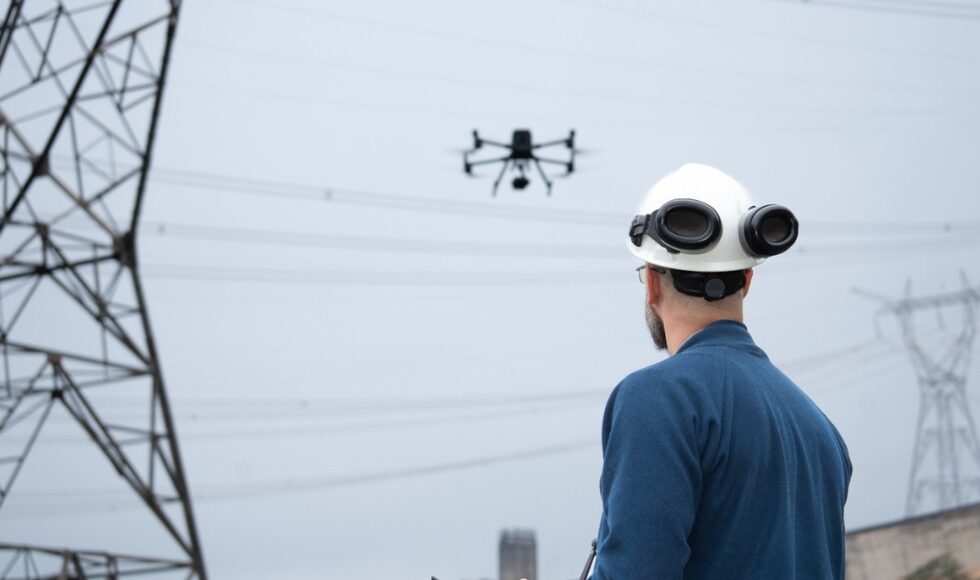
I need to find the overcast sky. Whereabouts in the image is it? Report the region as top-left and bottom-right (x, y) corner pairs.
(3, 0), (980, 578)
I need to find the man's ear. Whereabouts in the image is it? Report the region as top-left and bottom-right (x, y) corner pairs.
(742, 268), (754, 298)
(646, 267), (662, 306)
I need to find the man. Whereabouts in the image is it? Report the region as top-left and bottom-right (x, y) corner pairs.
(591, 164), (852, 579)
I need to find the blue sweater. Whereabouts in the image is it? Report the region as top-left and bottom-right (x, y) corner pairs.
(592, 321), (851, 580)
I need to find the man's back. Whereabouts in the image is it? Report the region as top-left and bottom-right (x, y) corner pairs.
(592, 321), (851, 579)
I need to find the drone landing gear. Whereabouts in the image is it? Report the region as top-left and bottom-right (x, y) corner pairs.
(532, 159), (553, 196)
(492, 159), (509, 197)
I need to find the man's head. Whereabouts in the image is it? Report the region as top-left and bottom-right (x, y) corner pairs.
(628, 163), (794, 352)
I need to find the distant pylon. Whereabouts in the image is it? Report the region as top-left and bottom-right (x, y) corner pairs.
(0, 1), (206, 578)
(859, 275), (980, 517)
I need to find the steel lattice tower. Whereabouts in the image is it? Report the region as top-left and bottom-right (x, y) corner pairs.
(0, 1), (206, 578)
(867, 278), (980, 517)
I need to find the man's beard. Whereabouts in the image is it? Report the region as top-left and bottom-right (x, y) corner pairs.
(646, 303), (667, 351)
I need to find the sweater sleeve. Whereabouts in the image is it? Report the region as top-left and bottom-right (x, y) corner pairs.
(591, 374), (703, 580)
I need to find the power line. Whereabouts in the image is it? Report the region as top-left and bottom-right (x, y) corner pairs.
(139, 165), (980, 235)
(24, 401), (599, 445)
(39, 216), (969, 262)
(169, 82), (980, 137)
(84, 389), (610, 411)
(559, 0), (980, 63)
(136, 221), (623, 259)
(132, 234), (979, 288)
(140, 264), (627, 287)
(135, 243), (979, 288)
(792, 322), (955, 393)
(139, 218), (980, 250)
(59, 390), (610, 422)
(800, 345), (914, 395)
(11, 334), (949, 459)
(857, 0), (980, 13)
(796, 0), (980, 21)
(8, 330), (963, 495)
(183, 38), (978, 104)
(128, 238), (980, 288)
(148, 166), (623, 226)
(34, 334), (913, 426)
(1, 439), (599, 518)
(228, 0), (980, 66)
(24, 333), (913, 428)
(779, 335), (884, 372)
(5, 328), (967, 517)
(167, 35), (980, 136)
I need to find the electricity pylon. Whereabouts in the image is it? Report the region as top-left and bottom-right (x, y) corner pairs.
(0, 1), (206, 578)
(860, 276), (980, 517)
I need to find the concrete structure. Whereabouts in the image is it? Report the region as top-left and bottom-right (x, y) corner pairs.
(846, 501), (980, 579)
(499, 529), (537, 580)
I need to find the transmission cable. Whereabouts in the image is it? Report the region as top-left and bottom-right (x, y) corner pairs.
(144, 165), (980, 235)
(1, 438), (599, 518)
(227, 0), (980, 64)
(181, 40), (975, 110)
(794, 0), (980, 20)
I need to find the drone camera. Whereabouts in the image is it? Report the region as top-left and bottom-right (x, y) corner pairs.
(512, 176), (530, 190)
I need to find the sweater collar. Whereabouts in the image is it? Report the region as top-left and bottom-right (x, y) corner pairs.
(675, 319), (760, 355)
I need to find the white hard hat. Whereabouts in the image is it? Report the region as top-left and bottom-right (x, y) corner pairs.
(627, 163), (798, 273)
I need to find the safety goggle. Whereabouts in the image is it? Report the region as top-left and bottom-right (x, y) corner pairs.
(629, 198), (798, 258)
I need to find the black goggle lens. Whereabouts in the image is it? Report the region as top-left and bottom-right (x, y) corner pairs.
(743, 204), (798, 257)
(651, 199), (722, 252)
(760, 215), (791, 244)
(663, 207), (710, 239)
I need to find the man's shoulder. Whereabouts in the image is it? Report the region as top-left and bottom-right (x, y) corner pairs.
(613, 352), (727, 406)
(625, 350), (728, 384)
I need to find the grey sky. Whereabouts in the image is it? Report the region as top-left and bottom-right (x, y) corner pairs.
(3, 0), (980, 578)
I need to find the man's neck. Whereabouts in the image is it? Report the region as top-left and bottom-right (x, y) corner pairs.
(664, 312), (743, 354)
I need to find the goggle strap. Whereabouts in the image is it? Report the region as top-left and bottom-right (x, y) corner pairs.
(629, 214), (650, 247)
(631, 212), (681, 254)
(670, 270), (746, 302)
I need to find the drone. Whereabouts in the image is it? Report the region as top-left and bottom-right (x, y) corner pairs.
(463, 128), (577, 196)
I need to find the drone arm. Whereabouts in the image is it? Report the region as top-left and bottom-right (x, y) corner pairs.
(533, 130), (575, 149)
(535, 156), (572, 166)
(532, 138), (572, 149)
(477, 139), (511, 149)
(467, 156), (512, 167)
